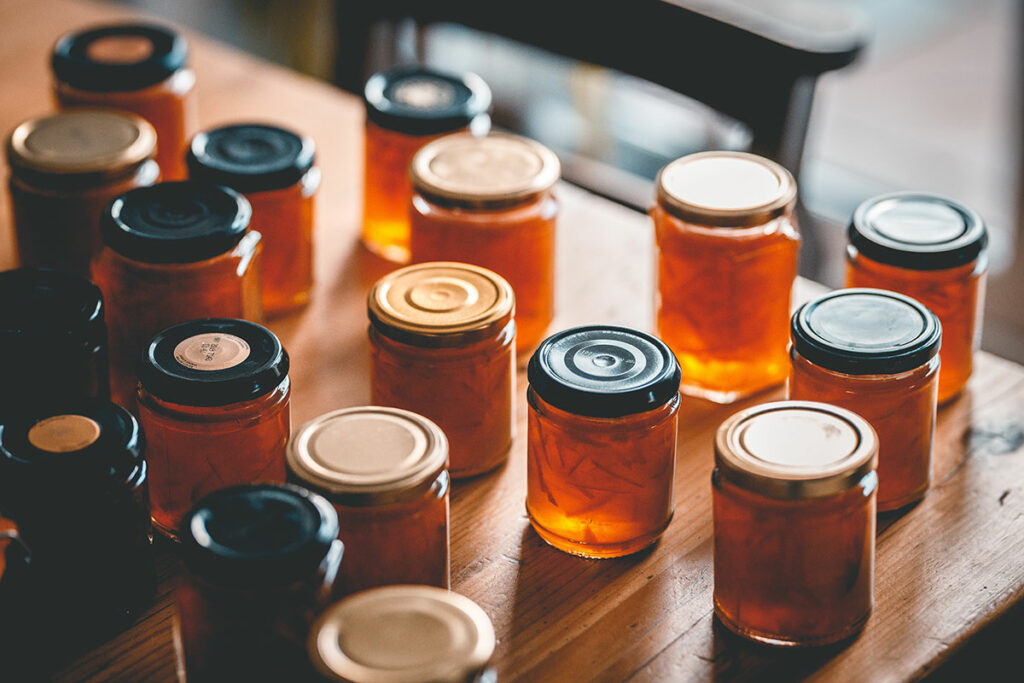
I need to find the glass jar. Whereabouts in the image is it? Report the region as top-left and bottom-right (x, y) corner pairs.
(92, 181), (262, 406)
(409, 134), (560, 356)
(713, 401), (878, 647)
(176, 483), (343, 683)
(137, 318), (290, 539)
(846, 192), (988, 404)
(309, 586), (496, 683)
(653, 151), (800, 403)
(52, 23), (198, 179)
(789, 288), (941, 512)
(526, 326), (681, 558)
(362, 66), (491, 263)
(187, 123), (321, 316)
(368, 262), (515, 478)
(6, 110), (159, 277)
(287, 406), (450, 594)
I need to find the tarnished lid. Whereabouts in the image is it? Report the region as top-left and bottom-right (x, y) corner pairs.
(309, 586), (496, 683)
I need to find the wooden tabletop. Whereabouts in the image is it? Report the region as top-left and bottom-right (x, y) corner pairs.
(2, 1), (1024, 681)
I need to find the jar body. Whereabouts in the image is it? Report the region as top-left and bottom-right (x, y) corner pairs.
(712, 469), (876, 646)
(653, 207), (799, 403)
(526, 390), (678, 558)
(846, 248), (986, 403)
(788, 350), (938, 511)
(0, 338), (109, 418)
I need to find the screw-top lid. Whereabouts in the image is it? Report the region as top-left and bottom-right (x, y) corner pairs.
(849, 192), (988, 270)
(528, 325), (681, 418)
(139, 318), (288, 407)
(0, 268), (106, 343)
(656, 151), (796, 227)
(181, 483), (338, 588)
(792, 288), (942, 375)
(187, 123), (316, 193)
(288, 407), (448, 507)
(309, 585), (495, 683)
(52, 23), (188, 92)
(410, 133), (560, 209)
(102, 181), (252, 263)
(364, 65), (491, 136)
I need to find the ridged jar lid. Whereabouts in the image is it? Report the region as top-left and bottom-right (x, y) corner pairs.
(52, 23), (188, 92)
(364, 65), (491, 136)
(187, 123), (316, 193)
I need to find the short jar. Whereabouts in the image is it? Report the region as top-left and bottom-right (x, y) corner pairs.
(789, 288), (941, 512)
(526, 325), (681, 558)
(137, 318), (290, 539)
(287, 406), (450, 594)
(713, 401), (878, 647)
(653, 151), (800, 403)
(846, 192), (988, 403)
(368, 262), (515, 478)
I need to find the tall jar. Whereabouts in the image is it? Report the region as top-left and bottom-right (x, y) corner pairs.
(6, 110), (159, 277)
(653, 151), (800, 403)
(188, 123), (320, 316)
(52, 23), (198, 179)
(368, 262), (515, 478)
(789, 288), (942, 512)
(846, 192), (988, 403)
(362, 66), (491, 263)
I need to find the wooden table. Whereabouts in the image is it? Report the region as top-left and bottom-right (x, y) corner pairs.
(2, 1), (1023, 680)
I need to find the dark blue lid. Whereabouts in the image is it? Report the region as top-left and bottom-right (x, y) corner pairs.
(52, 23), (188, 92)
(0, 268), (105, 343)
(187, 123), (316, 193)
(364, 65), (491, 136)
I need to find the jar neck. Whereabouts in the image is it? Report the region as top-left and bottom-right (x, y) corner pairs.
(307, 469), (449, 510)
(713, 466), (878, 509)
(11, 157), (159, 192)
(848, 245), (987, 279)
(527, 387), (680, 427)
(791, 347), (939, 383)
(187, 538), (343, 599)
(139, 377), (289, 420)
(652, 203), (798, 236)
(370, 317), (515, 353)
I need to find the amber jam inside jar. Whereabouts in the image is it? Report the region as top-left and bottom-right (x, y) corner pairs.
(789, 288), (941, 512)
(92, 181), (262, 406)
(526, 326), (681, 558)
(137, 318), (289, 539)
(713, 401), (878, 647)
(287, 406), (450, 595)
(362, 66), (492, 263)
(309, 586), (496, 683)
(188, 123), (320, 316)
(652, 151), (800, 404)
(6, 110), (159, 277)
(52, 24), (198, 179)
(176, 484), (343, 683)
(846, 192), (988, 404)
(368, 262), (515, 478)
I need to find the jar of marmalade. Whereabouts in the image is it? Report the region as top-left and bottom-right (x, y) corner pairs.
(847, 192), (988, 404)
(362, 66), (491, 263)
(137, 318), (290, 539)
(6, 110), (158, 277)
(176, 483), (343, 683)
(309, 586), (496, 683)
(52, 23), (198, 179)
(789, 288), (942, 512)
(368, 262), (515, 478)
(92, 181), (262, 406)
(527, 326), (681, 558)
(187, 123), (320, 316)
(713, 401), (878, 646)
(409, 134), (560, 355)
(653, 151), (800, 403)
(287, 406), (450, 594)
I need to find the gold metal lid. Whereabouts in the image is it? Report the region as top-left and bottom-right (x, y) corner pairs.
(368, 261), (514, 346)
(309, 586), (496, 683)
(409, 132), (560, 208)
(286, 407), (448, 506)
(656, 151), (796, 227)
(715, 401), (877, 499)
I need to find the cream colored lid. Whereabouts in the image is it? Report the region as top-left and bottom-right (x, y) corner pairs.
(27, 414), (102, 453)
(310, 586), (496, 683)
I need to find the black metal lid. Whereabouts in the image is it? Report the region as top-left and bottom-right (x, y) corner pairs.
(849, 192), (988, 270)
(187, 123), (316, 193)
(0, 268), (105, 344)
(103, 181), (251, 263)
(181, 483), (338, 588)
(52, 23), (188, 92)
(364, 65), (491, 136)
(138, 318), (289, 407)
(791, 288), (942, 375)
(528, 325), (681, 418)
